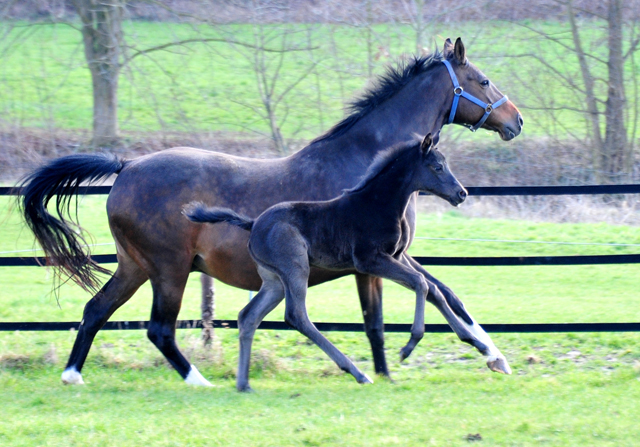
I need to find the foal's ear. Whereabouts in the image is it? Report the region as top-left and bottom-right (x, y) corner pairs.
(454, 37), (467, 65)
(421, 133), (433, 154)
(443, 38), (454, 58)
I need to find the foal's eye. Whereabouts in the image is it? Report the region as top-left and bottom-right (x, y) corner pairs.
(481, 80), (490, 87)
(434, 165), (444, 172)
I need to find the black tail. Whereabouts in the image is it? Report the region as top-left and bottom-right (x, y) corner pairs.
(183, 202), (254, 231)
(18, 153), (126, 293)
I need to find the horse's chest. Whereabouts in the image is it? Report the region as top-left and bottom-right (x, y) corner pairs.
(382, 220), (411, 257)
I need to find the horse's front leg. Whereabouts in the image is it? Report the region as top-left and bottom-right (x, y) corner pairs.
(355, 274), (390, 377)
(403, 254), (511, 374)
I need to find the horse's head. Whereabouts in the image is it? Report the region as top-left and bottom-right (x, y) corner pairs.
(442, 38), (523, 141)
(415, 134), (467, 206)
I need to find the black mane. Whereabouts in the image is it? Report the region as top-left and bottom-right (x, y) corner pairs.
(343, 140), (421, 194)
(311, 50), (443, 145)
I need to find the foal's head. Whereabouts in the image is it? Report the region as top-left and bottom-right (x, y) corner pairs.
(413, 134), (467, 207)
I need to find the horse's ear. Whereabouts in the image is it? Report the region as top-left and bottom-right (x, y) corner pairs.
(443, 38), (454, 58)
(421, 133), (433, 154)
(454, 37), (466, 65)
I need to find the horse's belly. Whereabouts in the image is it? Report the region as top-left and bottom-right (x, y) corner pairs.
(309, 251), (354, 272)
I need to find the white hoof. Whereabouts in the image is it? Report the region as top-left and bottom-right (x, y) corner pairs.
(184, 365), (213, 387)
(487, 355), (512, 375)
(61, 367), (85, 385)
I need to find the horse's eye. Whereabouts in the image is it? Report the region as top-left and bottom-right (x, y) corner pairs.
(481, 80), (490, 87)
(434, 165), (444, 172)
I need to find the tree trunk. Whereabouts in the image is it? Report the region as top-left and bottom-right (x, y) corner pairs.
(73, 0), (123, 147)
(200, 274), (215, 347)
(567, 1), (604, 175)
(603, 0), (627, 181)
(414, 0), (426, 53)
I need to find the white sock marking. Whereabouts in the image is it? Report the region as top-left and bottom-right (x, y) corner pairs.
(61, 367), (84, 385)
(465, 319), (503, 359)
(184, 365), (213, 387)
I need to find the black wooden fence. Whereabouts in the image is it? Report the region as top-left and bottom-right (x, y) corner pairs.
(1, 184), (639, 333)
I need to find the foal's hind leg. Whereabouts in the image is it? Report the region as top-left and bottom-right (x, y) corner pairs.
(62, 255), (147, 385)
(147, 267), (212, 386)
(283, 269), (373, 385)
(403, 254), (511, 374)
(236, 267), (285, 392)
(355, 274), (389, 377)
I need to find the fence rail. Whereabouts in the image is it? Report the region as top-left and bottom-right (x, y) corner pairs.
(2, 320), (640, 333)
(3, 253), (640, 268)
(1, 183), (639, 333)
(3, 184), (640, 196)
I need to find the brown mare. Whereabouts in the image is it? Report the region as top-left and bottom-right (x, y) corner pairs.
(20, 38), (522, 386)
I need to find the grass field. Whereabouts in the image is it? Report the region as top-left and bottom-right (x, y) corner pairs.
(1, 195), (640, 445)
(0, 20), (625, 143)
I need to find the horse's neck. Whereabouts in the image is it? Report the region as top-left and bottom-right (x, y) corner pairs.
(291, 70), (449, 179)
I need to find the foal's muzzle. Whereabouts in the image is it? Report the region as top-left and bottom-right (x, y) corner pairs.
(447, 186), (468, 207)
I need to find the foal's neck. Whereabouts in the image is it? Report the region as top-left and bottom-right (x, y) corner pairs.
(348, 154), (418, 221)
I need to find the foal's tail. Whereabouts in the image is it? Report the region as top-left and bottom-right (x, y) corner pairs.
(183, 202), (254, 231)
(18, 153), (127, 293)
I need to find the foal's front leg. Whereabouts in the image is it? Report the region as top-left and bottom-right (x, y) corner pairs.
(353, 253), (429, 362)
(403, 254), (511, 374)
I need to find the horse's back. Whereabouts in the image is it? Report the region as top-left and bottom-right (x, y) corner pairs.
(105, 147), (286, 285)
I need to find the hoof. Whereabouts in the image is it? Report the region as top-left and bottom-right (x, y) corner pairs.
(185, 365), (214, 387)
(487, 356), (512, 375)
(61, 368), (84, 385)
(377, 373), (396, 384)
(237, 384), (254, 393)
(399, 346), (413, 362)
(357, 373), (374, 384)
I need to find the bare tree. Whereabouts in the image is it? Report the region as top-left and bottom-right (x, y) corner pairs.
(214, 3), (320, 154)
(72, 0), (124, 147)
(516, 0), (640, 182)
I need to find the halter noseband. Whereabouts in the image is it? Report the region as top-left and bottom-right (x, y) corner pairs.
(442, 59), (508, 132)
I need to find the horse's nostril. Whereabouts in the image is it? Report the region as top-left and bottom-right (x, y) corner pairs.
(458, 189), (468, 201)
(518, 113), (524, 128)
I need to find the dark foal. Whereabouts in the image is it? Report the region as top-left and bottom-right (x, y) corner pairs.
(185, 135), (511, 391)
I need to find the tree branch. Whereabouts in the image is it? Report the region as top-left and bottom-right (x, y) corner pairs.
(124, 37), (317, 65)
(515, 21), (608, 66)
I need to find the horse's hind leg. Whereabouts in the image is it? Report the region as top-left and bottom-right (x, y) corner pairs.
(236, 267), (285, 392)
(403, 254), (511, 374)
(147, 267), (212, 386)
(282, 268), (373, 385)
(62, 255), (147, 385)
(355, 274), (389, 377)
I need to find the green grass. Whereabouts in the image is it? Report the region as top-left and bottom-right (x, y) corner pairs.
(2, 196), (640, 445)
(1, 330), (640, 446)
(0, 20), (629, 142)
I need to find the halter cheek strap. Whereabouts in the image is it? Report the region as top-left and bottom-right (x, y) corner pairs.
(442, 59), (508, 132)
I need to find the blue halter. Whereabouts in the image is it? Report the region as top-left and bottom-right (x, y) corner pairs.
(442, 59), (508, 132)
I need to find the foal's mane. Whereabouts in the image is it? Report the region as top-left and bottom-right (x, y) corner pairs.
(343, 140), (421, 195)
(311, 50), (443, 145)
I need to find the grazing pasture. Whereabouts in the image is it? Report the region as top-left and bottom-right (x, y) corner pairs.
(1, 195), (639, 445)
